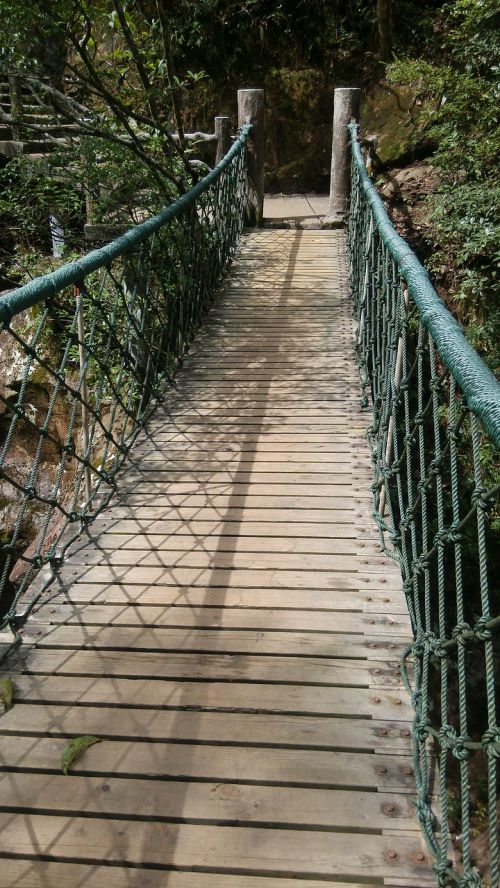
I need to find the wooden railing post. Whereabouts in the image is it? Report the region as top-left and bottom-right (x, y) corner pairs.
(7, 74), (23, 142)
(237, 88), (265, 226)
(324, 87), (361, 227)
(215, 116), (231, 165)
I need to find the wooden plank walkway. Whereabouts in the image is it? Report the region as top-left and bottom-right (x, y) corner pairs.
(0, 230), (433, 887)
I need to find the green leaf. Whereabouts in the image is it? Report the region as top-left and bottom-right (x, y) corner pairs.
(0, 678), (14, 711)
(61, 735), (101, 775)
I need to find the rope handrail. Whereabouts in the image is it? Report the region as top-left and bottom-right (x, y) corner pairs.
(0, 126), (251, 322)
(348, 123), (500, 448)
(0, 125), (251, 648)
(347, 122), (499, 888)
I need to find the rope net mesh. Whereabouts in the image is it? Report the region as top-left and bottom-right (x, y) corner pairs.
(348, 124), (499, 887)
(0, 130), (248, 643)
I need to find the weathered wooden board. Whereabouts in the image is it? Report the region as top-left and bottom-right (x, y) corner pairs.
(0, 772), (419, 823)
(0, 815), (431, 880)
(43, 604), (410, 637)
(1, 704), (412, 749)
(0, 860), (402, 888)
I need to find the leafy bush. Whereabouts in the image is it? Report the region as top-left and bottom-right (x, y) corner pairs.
(387, 0), (500, 372)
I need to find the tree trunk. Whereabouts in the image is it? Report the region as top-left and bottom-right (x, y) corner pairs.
(377, 0), (393, 61)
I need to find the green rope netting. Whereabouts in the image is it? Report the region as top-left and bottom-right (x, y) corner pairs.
(347, 123), (500, 888)
(0, 128), (249, 649)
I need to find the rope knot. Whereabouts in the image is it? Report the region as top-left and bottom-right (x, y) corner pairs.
(446, 425), (460, 445)
(473, 615), (493, 641)
(414, 410), (425, 427)
(415, 798), (436, 833)
(471, 485), (492, 511)
(448, 522), (463, 544)
(433, 529), (449, 549)
(433, 859), (453, 887)
(481, 726), (500, 758)
(413, 553), (430, 576)
(417, 476), (432, 494)
(425, 631), (447, 658)
(429, 456), (443, 475)
(458, 870), (483, 887)
(452, 621), (471, 645)
(415, 717), (431, 742)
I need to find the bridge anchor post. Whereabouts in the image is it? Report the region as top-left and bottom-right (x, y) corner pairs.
(237, 88), (265, 227)
(324, 87), (361, 228)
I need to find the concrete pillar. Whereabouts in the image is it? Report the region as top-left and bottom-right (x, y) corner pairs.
(237, 88), (265, 227)
(324, 87), (361, 227)
(215, 116), (231, 165)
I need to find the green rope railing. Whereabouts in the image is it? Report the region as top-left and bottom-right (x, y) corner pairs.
(0, 126), (250, 652)
(347, 122), (500, 888)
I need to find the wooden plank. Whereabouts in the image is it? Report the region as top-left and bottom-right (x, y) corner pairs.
(15, 648), (402, 683)
(49, 582), (406, 613)
(62, 547), (395, 573)
(72, 532), (373, 554)
(119, 485), (375, 499)
(44, 604), (410, 636)
(87, 518), (368, 537)
(0, 814), (431, 880)
(0, 735), (417, 784)
(0, 773), (419, 825)
(0, 860), (387, 888)
(0, 704), (412, 749)
(9, 674), (412, 720)
(11, 656), (400, 696)
(49, 565), (403, 594)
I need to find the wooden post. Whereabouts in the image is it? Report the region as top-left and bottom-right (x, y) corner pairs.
(324, 87), (361, 227)
(237, 88), (265, 227)
(7, 74), (23, 142)
(74, 284), (93, 509)
(215, 116), (231, 165)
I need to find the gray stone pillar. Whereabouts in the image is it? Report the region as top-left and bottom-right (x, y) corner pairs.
(215, 116), (231, 165)
(237, 88), (265, 227)
(324, 87), (361, 227)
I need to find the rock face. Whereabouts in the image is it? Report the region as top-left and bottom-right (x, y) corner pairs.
(0, 309), (85, 617)
(264, 68), (333, 193)
(183, 75), (430, 194)
(360, 81), (429, 164)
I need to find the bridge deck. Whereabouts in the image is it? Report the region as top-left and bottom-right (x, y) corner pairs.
(0, 231), (433, 887)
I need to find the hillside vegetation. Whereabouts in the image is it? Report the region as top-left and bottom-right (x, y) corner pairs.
(0, 0), (498, 365)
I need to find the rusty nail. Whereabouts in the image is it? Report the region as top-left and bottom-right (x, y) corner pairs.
(383, 803), (395, 814)
(377, 765), (388, 774)
(372, 696), (381, 704)
(369, 619), (376, 624)
(384, 597), (390, 603)
(387, 850), (397, 860)
(373, 668), (381, 675)
(368, 642), (377, 649)
(403, 766), (413, 776)
(415, 852), (425, 862)
(378, 728), (388, 736)
(401, 729), (411, 738)
(366, 596), (372, 601)
(395, 699), (402, 705)
(102, 784), (110, 792)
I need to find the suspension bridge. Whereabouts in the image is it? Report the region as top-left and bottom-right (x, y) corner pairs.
(0, 92), (498, 888)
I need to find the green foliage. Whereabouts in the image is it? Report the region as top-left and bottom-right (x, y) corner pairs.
(387, 0), (500, 372)
(61, 735), (101, 774)
(0, 677), (14, 711)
